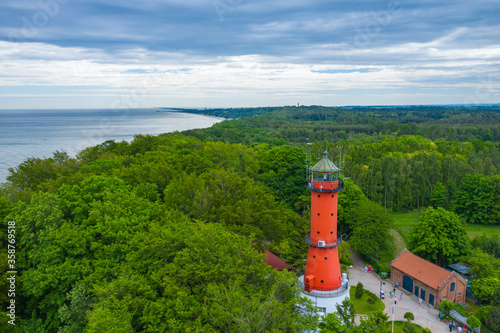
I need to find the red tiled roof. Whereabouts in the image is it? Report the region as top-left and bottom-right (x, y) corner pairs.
(391, 249), (451, 289)
(263, 250), (292, 271)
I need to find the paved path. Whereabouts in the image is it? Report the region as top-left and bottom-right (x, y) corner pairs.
(348, 253), (450, 332)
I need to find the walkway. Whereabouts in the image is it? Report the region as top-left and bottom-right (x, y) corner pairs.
(348, 253), (450, 332)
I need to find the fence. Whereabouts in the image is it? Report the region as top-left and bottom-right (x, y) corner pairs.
(449, 309), (480, 333)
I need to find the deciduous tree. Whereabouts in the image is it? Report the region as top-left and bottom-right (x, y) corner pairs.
(470, 277), (500, 303)
(349, 200), (393, 257)
(463, 248), (500, 279)
(453, 173), (495, 224)
(409, 207), (470, 266)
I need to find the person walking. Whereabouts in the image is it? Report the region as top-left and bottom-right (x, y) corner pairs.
(400, 292), (403, 299)
(419, 298), (422, 306)
(449, 322), (453, 332)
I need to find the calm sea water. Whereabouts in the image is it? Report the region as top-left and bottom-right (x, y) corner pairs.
(0, 108), (223, 182)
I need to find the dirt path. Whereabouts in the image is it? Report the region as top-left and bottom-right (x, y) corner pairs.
(391, 228), (406, 258)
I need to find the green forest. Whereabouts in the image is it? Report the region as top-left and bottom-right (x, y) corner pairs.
(1, 105), (500, 332)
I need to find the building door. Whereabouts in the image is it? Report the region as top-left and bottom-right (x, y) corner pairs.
(402, 275), (413, 293)
(414, 286), (419, 297)
(429, 293), (435, 306)
(420, 289), (426, 301)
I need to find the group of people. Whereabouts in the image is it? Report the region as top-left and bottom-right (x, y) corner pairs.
(380, 286), (403, 301)
(448, 321), (467, 332)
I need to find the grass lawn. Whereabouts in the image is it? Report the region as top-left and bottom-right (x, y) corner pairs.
(390, 210), (500, 241)
(350, 286), (385, 314)
(481, 326), (494, 333)
(388, 321), (427, 332)
(379, 235), (397, 263)
(391, 210), (424, 243)
(465, 223), (500, 239)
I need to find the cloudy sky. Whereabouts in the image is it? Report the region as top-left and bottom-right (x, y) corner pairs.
(1, 0), (499, 109)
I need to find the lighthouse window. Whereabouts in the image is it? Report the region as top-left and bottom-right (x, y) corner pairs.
(313, 255), (316, 258)
(321, 280), (324, 283)
(317, 231), (320, 234)
(324, 257), (327, 260)
(318, 195), (321, 198)
(330, 231), (333, 234)
(317, 213), (320, 216)
(331, 213), (333, 216)
(331, 195), (334, 198)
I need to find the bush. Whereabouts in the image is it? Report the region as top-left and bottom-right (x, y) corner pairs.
(493, 287), (500, 306)
(453, 303), (470, 317)
(438, 300), (454, 316)
(378, 263), (391, 273)
(485, 306), (500, 332)
(467, 315), (481, 329)
(367, 297), (376, 309)
(339, 241), (353, 266)
(474, 305), (491, 324)
(404, 312), (414, 322)
(355, 282), (365, 299)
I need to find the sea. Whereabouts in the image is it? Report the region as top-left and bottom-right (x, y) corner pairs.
(0, 108), (223, 183)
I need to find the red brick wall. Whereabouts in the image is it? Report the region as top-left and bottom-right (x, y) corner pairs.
(390, 267), (466, 307)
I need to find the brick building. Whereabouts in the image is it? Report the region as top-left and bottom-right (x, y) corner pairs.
(391, 249), (467, 307)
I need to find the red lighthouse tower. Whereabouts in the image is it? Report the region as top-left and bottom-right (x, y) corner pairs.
(303, 151), (344, 293)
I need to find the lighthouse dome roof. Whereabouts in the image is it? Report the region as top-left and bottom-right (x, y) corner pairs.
(311, 151), (341, 173)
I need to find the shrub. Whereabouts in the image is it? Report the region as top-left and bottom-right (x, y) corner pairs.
(355, 282), (364, 299)
(474, 305), (491, 324)
(467, 315), (481, 329)
(339, 241), (353, 266)
(378, 263), (391, 273)
(438, 300), (454, 316)
(485, 306), (500, 332)
(404, 312), (414, 322)
(367, 297), (376, 309)
(493, 287), (500, 306)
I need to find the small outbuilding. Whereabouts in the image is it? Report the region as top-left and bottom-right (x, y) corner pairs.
(391, 249), (467, 308)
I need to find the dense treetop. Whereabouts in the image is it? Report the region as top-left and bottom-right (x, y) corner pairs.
(0, 105), (499, 331)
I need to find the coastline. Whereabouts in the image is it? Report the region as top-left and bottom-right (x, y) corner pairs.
(0, 109), (224, 183)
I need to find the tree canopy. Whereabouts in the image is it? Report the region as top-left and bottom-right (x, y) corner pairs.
(1, 105), (500, 330)
(409, 207), (470, 266)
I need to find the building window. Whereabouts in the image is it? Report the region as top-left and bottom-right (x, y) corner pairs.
(318, 307), (327, 313)
(450, 283), (455, 292)
(458, 292), (461, 297)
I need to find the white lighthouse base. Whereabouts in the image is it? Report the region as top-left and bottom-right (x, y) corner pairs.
(298, 275), (350, 318)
